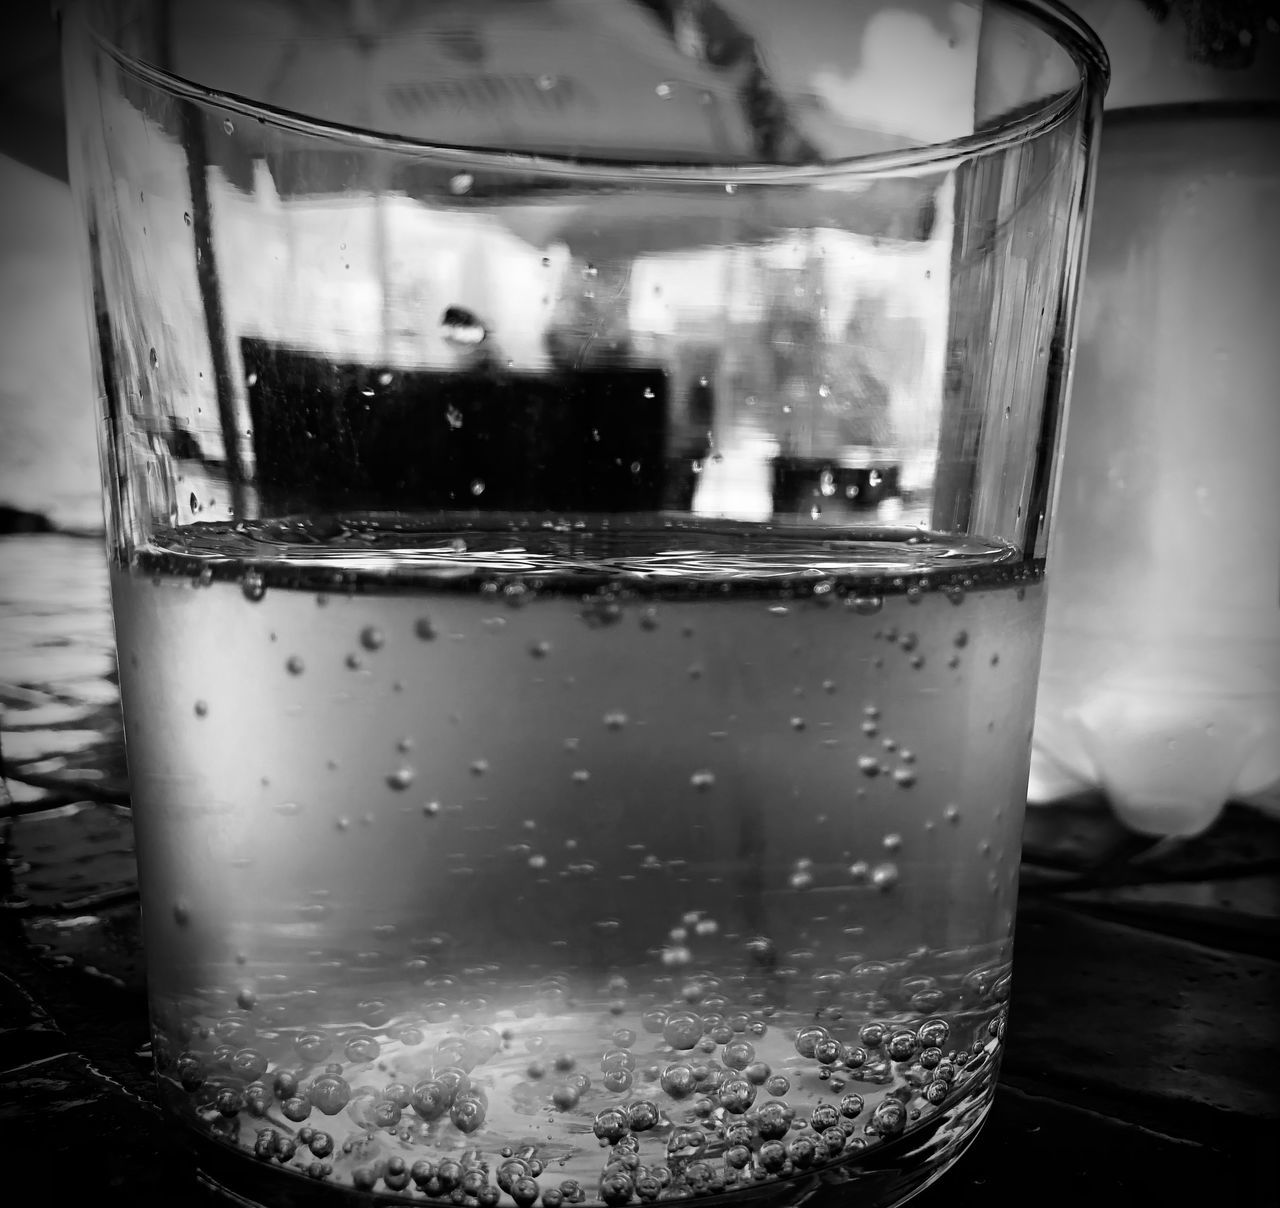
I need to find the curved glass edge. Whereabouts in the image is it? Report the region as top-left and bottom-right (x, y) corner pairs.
(75, 0), (1108, 180)
(1027, 12), (1107, 565)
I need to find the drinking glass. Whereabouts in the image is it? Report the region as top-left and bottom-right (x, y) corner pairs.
(61, 3), (1105, 1205)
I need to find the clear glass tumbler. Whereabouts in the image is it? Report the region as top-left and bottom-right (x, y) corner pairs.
(61, 3), (1105, 1206)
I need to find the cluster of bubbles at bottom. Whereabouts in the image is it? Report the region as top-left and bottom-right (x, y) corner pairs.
(158, 994), (1008, 1206)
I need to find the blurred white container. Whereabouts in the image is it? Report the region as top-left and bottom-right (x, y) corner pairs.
(1030, 2), (1280, 835)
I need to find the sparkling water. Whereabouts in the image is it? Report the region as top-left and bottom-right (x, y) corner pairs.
(112, 517), (1043, 1204)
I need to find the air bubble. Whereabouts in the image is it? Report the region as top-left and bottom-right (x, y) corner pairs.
(450, 1094), (486, 1133)
(858, 756), (881, 777)
(788, 861), (814, 890)
(659, 1062), (697, 1099)
(231, 1047), (268, 1079)
(868, 1098), (906, 1137)
(894, 768), (917, 788)
(360, 626), (385, 651)
(662, 944), (692, 967)
(222, 118), (234, 134)
(917, 1018), (950, 1048)
(440, 306), (486, 347)
(857, 1022), (887, 1050)
(871, 862), (899, 890)
(295, 1030), (332, 1063)
(241, 571), (266, 602)
(886, 1030), (919, 1062)
(345, 1033), (383, 1064)
(549, 1082), (580, 1111)
(662, 1012), (702, 1051)
(813, 1037), (843, 1065)
(718, 1078), (756, 1114)
(285, 655), (304, 675)
(387, 766), (415, 790)
(793, 1025), (828, 1059)
(309, 1073), (351, 1115)
(593, 1106), (631, 1143)
(268, 1073), (299, 1108)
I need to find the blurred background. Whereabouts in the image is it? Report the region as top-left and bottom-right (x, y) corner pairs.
(1, 1), (96, 533)
(2, 0), (1277, 533)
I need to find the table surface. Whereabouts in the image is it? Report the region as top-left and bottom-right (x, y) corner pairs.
(1, 531), (1276, 1205)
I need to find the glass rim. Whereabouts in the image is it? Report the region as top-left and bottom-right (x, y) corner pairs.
(80, 0), (1108, 185)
